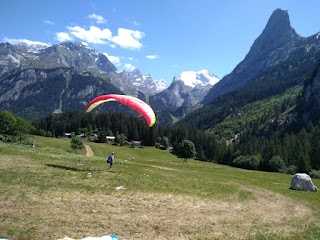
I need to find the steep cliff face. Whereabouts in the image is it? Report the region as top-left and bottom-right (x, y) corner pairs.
(202, 9), (303, 105)
(298, 63), (320, 122)
(0, 67), (123, 119)
(0, 43), (31, 77)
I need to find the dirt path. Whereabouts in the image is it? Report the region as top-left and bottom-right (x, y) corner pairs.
(85, 144), (94, 157)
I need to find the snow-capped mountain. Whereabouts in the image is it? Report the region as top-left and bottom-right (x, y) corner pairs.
(149, 69), (220, 125)
(173, 69), (220, 88)
(150, 69), (220, 110)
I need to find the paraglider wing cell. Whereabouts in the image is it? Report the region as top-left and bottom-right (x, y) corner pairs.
(85, 94), (156, 127)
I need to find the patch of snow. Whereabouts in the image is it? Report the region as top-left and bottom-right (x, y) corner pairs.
(175, 69), (220, 88)
(154, 79), (168, 91)
(7, 55), (20, 65)
(81, 42), (90, 48)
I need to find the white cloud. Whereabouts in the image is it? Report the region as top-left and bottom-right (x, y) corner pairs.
(101, 52), (137, 72)
(62, 25), (144, 50)
(3, 37), (50, 47)
(124, 63), (136, 71)
(67, 26), (112, 44)
(88, 13), (107, 24)
(56, 32), (73, 42)
(146, 55), (158, 59)
(43, 20), (55, 25)
(112, 28), (145, 49)
(103, 53), (120, 65)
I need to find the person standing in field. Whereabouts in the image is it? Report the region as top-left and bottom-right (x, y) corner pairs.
(107, 152), (115, 170)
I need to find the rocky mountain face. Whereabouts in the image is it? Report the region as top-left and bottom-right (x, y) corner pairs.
(0, 42), (116, 76)
(109, 69), (168, 97)
(202, 9), (319, 105)
(0, 42), (120, 118)
(0, 67), (123, 118)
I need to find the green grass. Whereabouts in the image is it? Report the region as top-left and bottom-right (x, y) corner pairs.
(0, 136), (319, 239)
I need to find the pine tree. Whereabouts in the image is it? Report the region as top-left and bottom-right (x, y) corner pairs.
(296, 152), (312, 174)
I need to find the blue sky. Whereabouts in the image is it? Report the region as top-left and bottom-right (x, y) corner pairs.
(1, 0), (320, 84)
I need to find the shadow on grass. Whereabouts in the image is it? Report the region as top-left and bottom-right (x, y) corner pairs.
(46, 164), (103, 172)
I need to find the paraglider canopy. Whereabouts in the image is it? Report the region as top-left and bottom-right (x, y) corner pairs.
(85, 94), (156, 127)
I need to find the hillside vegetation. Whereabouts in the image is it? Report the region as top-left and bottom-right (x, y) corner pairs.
(209, 86), (301, 140)
(0, 136), (319, 239)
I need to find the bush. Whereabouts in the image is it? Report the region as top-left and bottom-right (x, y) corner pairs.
(280, 165), (297, 175)
(70, 136), (84, 153)
(267, 156), (286, 172)
(232, 155), (261, 170)
(310, 169), (320, 179)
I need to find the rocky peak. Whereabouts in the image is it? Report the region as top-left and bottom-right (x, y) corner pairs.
(127, 68), (168, 94)
(130, 68), (142, 76)
(202, 9), (303, 105)
(248, 9), (299, 57)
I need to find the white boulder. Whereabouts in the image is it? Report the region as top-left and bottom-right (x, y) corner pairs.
(290, 173), (317, 192)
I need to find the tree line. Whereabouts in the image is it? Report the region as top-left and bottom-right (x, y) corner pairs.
(1, 109), (319, 178)
(30, 109), (320, 177)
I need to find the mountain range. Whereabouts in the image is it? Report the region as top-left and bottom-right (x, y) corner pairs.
(0, 39), (219, 121)
(1, 8), (320, 133)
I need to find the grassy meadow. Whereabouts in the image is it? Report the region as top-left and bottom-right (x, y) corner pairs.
(0, 136), (320, 240)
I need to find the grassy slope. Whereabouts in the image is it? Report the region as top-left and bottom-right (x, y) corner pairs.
(0, 136), (319, 240)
